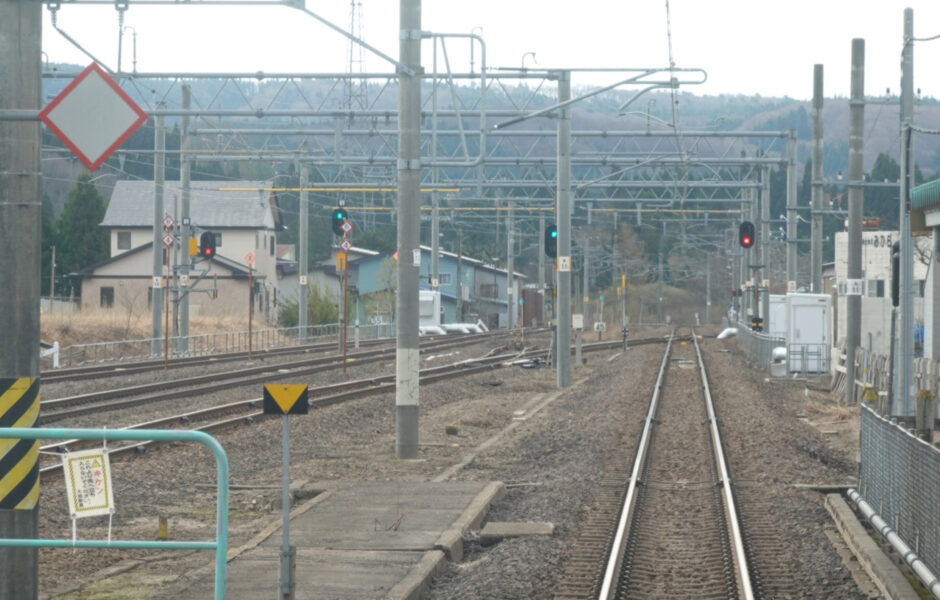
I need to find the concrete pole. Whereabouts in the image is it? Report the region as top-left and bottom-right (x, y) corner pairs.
(705, 256), (712, 324)
(811, 64), (824, 293)
(506, 203), (514, 330)
(761, 166), (770, 327)
(0, 2), (41, 597)
(846, 39), (865, 406)
(152, 107), (166, 355)
(456, 234), (463, 321)
(899, 8), (915, 417)
(538, 211), (545, 326)
(396, 0), (421, 458)
(786, 130), (798, 288)
(556, 71), (572, 388)
(658, 221), (664, 323)
(299, 164), (309, 342)
(178, 85), (191, 354)
(928, 229), (940, 360)
(431, 191), (440, 296)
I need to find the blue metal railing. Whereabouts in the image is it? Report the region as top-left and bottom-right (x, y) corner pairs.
(0, 427), (229, 600)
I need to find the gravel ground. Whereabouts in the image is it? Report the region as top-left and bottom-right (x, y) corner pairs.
(35, 327), (872, 599)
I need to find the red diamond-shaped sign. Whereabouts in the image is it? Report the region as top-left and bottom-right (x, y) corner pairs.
(39, 63), (148, 172)
(340, 240), (352, 251)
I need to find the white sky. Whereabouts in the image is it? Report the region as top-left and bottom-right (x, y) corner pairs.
(40, 0), (940, 100)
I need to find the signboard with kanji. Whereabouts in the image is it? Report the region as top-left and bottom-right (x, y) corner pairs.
(38, 63), (147, 172)
(62, 449), (114, 518)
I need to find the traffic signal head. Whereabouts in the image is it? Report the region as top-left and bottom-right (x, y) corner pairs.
(545, 224), (558, 258)
(738, 221), (755, 248)
(332, 207), (347, 235)
(199, 231), (216, 258)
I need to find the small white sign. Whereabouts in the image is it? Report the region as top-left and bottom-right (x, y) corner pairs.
(299, 275), (308, 286)
(179, 274), (189, 287)
(846, 278), (863, 296)
(431, 278), (439, 288)
(152, 276), (162, 289)
(63, 449), (114, 518)
(161, 233), (175, 248)
(572, 313), (583, 329)
(162, 215), (175, 230)
(787, 280), (797, 292)
(412, 249), (421, 267)
(558, 256), (571, 272)
(762, 279), (769, 288)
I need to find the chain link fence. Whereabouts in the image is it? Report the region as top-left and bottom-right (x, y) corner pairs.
(860, 404), (940, 579)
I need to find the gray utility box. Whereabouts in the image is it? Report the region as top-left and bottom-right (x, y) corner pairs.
(786, 293), (831, 374)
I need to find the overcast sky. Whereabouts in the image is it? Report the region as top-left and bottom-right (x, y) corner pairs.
(40, 1), (940, 100)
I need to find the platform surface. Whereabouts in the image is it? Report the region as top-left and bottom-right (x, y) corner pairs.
(175, 480), (503, 600)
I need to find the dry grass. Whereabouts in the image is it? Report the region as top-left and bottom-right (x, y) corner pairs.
(42, 307), (255, 348)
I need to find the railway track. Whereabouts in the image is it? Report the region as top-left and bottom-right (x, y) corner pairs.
(39, 335), (667, 478)
(39, 332), (509, 420)
(40, 336), (392, 383)
(554, 329), (754, 599)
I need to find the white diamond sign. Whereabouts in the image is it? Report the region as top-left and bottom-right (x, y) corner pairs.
(340, 240), (352, 251)
(39, 63), (147, 172)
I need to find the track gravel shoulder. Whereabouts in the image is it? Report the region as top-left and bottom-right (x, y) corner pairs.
(37, 329), (872, 599)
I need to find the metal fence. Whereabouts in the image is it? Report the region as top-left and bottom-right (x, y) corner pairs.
(56, 322), (396, 367)
(859, 404), (940, 580)
(735, 322), (786, 369)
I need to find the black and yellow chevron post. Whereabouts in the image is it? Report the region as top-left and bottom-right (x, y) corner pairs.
(0, 378), (39, 510)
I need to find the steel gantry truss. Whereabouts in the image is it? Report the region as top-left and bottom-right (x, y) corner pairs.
(29, 0), (806, 438)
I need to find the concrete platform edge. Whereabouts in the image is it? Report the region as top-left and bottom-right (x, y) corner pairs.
(825, 493), (919, 600)
(227, 489), (334, 561)
(434, 481), (506, 561)
(384, 550), (447, 600)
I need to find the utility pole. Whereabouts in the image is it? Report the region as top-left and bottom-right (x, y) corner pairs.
(556, 70), (572, 388)
(152, 106), (165, 355)
(396, 0), (421, 458)
(898, 8), (915, 417)
(178, 85), (191, 355)
(456, 234), (463, 321)
(0, 2), (41, 597)
(538, 211), (546, 326)
(658, 221), (664, 323)
(761, 166), (770, 328)
(299, 163), (309, 343)
(506, 203), (514, 329)
(846, 39), (864, 406)
(811, 64), (824, 294)
(786, 130), (798, 288)
(49, 245), (56, 313)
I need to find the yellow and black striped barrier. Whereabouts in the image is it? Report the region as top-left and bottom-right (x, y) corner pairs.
(0, 377), (39, 510)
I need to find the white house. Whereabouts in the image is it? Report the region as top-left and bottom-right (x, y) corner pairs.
(75, 180), (287, 321)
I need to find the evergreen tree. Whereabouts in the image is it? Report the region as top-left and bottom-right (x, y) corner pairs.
(55, 174), (109, 288)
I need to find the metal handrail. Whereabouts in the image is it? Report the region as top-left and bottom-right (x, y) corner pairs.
(0, 427), (229, 600)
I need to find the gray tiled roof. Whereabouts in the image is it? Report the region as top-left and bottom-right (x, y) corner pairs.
(102, 180), (279, 229)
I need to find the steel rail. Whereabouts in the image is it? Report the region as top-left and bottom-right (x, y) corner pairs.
(598, 329), (675, 598)
(692, 329), (754, 600)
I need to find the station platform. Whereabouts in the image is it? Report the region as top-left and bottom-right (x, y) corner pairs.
(177, 479), (504, 600)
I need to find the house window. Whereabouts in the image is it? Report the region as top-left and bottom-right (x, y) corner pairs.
(270, 236), (275, 256)
(867, 280), (884, 298)
(214, 232), (222, 247)
(479, 283), (498, 298)
(117, 231), (131, 250)
(439, 273), (452, 285)
(100, 287), (114, 308)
